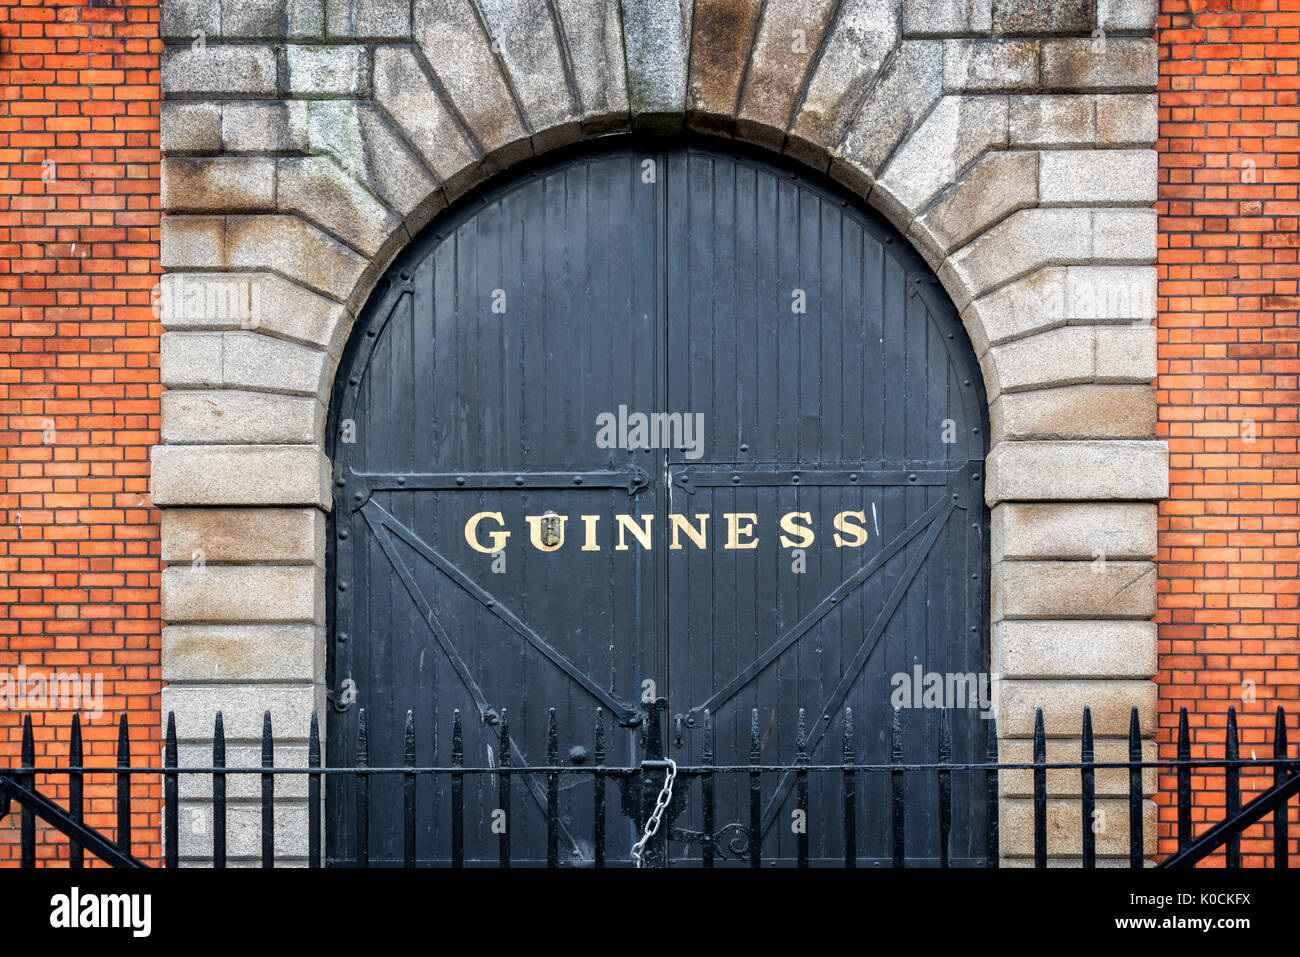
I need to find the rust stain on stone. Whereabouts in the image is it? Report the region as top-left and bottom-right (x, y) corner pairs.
(688, 0), (763, 122)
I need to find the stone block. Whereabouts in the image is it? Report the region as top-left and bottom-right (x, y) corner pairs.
(984, 440), (1168, 503)
(371, 45), (480, 195)
(830, 40), (942, 194)
(161, 507), (324, 564)
(1095, 94), (1158, 146)
(476, 0), (580, 144)
(162, 45), (278, 97)
(161, 564), (324, 623)
(164, 623), (322, 683)
(151, 445), (332, 508)
(554, 0), (631, 132)
(156, 272), (350, 356)
(325, 0), (412, 38)
(992, 560), (1156, 620)
(909, 150), (1037, 267)
(163, 683), (321, 742)
(996, 678), (1157, 737)
(990, 385), (1156, 441)
(161, 331), (330, 396)
(999, 737), (1157, 798)
(1009, 94), (1094, 146)
(902, 0), (991, 36)
(414, 0), (532, 157)
(993, 619), (1157, 678)
(991, 0), (1093, 35)
(1039, 149), (1156, 206)
(1094, 324), (1157, 384)
(736, 0), (838, 147)
(939, 208), (1089, 311)
(276, 156), (401, 259)
(283, 44), (370, 97)
(873, 95), (1008, 229)
(161, 390), (319, 445)
(942, 39), (1039, 92)
(161, 102), (222, 154)
(686, 0), (763, 134)
(175, 799), (312, 860)
(788, 0), (899, 165)
(620, 0), (692, 129)
(1098, 0), (1157, 32)
(225, 215), (369, 303)
(993, 502), (1157, 560)
(1000, 797), (1156, 859)
(221, 101), (310, 154)
(161, 157), (275, 213)
(1039, 38), (1157, 91)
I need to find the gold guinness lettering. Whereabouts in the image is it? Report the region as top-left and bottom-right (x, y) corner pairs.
(468, 511), (874, 553)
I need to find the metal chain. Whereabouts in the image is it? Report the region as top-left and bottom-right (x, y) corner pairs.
(630, 759), (677, 867)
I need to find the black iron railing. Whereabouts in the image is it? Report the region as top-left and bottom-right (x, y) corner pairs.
(1, 703), (1296, 868)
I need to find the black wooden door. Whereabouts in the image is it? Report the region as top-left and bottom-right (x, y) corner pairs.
(327, 141), (989, 866)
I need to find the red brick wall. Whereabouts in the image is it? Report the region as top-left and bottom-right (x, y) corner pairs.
(1157, 0), (1300, 865)
(0, 0), (161, 864)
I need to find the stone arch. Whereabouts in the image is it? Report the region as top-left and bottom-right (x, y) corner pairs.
(154, 0), (1162, 863)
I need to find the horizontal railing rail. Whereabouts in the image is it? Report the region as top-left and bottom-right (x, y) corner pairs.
(0, 703), (1294, 869)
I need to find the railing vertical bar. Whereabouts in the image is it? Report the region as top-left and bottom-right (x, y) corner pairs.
(985, 715), (999, 868)
(213, 712), (226, 869)
(702, 710), (714, 869)
(451, 710), (464, 869)
(1274, 706), (1289, 869)
(1128, 706), (1142, 868)
(843, 706), (856, 869)
(403, 710), (417, 869)
(308, 711), (321, 869)
(546, 708), (559, 868)
(1081, 706), (1095, 869)
(261, 711), (274, 868)
(1033, 708), (1046, 869)
(1177, 706), (1191, 852)
(749, 708), (761, 869)
(69, 713), (83, 869)
(891, 707), (905, 868)
(20, 714), (34, 869)
(796, 708), (809, 869)
(116, 711), (131, 859)
(593, 708), (606, 869)
(499, 709), (511, 869)
(1224, 706), (1239, 868)
(938, 708), (952, 869)
(164, 711), (178, 869)
(355, 707), (369, 868)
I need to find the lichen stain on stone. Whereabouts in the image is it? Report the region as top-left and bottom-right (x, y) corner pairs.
(687, 0), (762, 110)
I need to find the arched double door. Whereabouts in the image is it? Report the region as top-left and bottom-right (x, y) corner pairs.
(327, 140), (989, 866)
